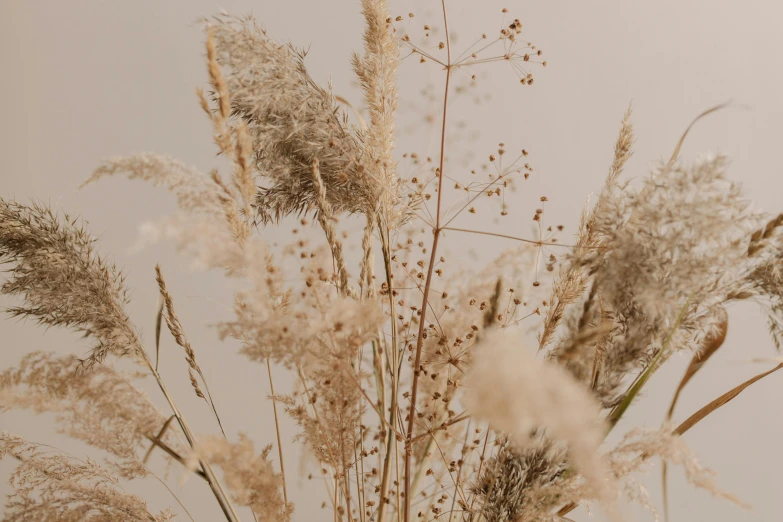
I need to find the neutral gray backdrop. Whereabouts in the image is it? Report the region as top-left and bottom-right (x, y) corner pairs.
(2, 1), (782, 521)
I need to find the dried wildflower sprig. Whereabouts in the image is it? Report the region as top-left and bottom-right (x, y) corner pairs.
(0, 199), (142, 369)
(401, 1), (455, 517)
(394, 7), (545, 86)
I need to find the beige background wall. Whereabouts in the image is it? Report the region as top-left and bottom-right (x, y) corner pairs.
(2, 1), (782, 521)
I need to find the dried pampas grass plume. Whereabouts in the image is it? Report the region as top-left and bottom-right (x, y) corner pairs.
(0, 433), (175, 522)
(206, 14), (406, 226)
(0, 199), (142, 369)
(463, 329), (613, 509)
(185, 434), (293, 521)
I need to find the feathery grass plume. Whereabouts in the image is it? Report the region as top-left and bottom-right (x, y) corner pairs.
(0, 433), (174, 521)
(0, 199), (142, 369)
(555, 426), (745, 521)
(542, 108), (633, 412)
(154, 267), (202, 398)
(219, 245), (383, 368)
(186, 434), (292, 521)
(85, 154), (225, 216)
(199, 27), (256, 223)
(0, 352), (181, 480)
(202, 28), (233, 154)
(739, 215), (783, 347)
(282, 344), (365, 495)
(207, 14), (393, 224)
(605, 427), (746, 508)
(352, 0), (404, 229)
(85, 154), (255, 271)
(358, 211), (378, 297)
(463, 329), (613, 509)
(473, 435), (570, 522)
(539, 106), (634, 352)
(556, 155), (763, 407)
(593, 155), (755, 320)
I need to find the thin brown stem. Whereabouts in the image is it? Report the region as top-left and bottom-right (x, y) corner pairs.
(447, 421), (472, 522)
(442, 226), (585, 249)
(266, 358), (289, 507)
(144, 464), (197, 522)
(468, 426), (492, 517)
(408, 412), (469, 444)
(404, 3), (451, 521)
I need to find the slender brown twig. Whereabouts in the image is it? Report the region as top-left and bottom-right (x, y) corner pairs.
(404, 3), (452, 521)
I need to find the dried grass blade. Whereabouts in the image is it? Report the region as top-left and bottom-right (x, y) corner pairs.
(667, 308), (728, 419)
(144, 435), (207, 481)
(667, 102), (731, 166)
(155, 297), (164, 372)
(143, 414), (176, 466)
(311, 158), (350, 295)
(673, 363), (783, 437)
(662, 307), (727, 522)
(658, 363), (783, 520)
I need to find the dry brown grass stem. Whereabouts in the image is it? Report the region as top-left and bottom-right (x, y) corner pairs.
(443, 225), (584, 249)
(141, 347), (240, 522)
(667, 307), (729, 419)
(667, 102), (731, 166)
(662, 308), (727, 521)
(376, 221), (400, 522)
(155, 265), (226, 438)
(267, 358), (289, 506)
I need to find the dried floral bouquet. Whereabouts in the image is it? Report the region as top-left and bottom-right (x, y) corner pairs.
(2, 2), (782, 522)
